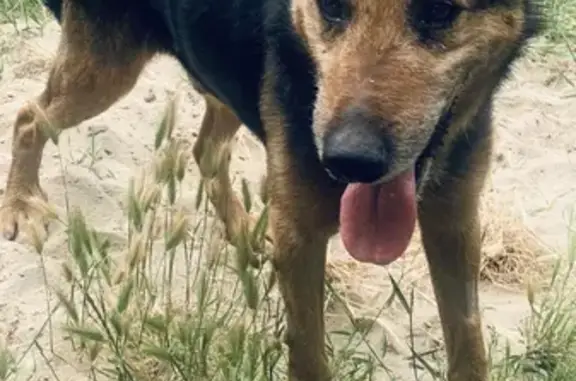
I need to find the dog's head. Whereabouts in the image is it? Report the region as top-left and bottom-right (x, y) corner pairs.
(286, 0), (540, 265)
(289, 0), (539, 187)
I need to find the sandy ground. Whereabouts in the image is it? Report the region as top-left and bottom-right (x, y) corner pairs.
(0, 21), (575, 380)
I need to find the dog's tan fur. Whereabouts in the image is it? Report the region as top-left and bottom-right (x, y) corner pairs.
(0, 0), (537, 380)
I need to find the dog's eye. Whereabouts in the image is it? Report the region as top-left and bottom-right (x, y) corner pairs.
(318, 0), (351, 24)
(417, 0), (460, 30)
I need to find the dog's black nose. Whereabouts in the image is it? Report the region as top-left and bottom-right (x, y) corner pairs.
(322, 109), (392, 184)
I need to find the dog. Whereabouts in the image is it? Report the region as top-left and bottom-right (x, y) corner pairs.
(0, 0), (542, 379)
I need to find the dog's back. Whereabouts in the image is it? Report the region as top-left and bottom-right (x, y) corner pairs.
(42, 0), (173, 47)
(41, 0), (267, 140)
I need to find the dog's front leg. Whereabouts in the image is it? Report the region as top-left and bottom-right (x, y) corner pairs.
(418, 166), (490, 381)
(265, 150), (341, 381)
(272, 225), (331, 381)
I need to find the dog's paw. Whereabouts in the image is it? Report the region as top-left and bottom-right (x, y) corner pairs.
(0, 196), (54, 243)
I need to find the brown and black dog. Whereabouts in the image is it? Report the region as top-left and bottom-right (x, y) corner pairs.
(0, 0), (541, 379)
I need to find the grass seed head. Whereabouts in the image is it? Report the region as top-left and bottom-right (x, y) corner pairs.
(127, 231), (147, 271)
(116, 276), (135, 314)
(142, 345), (173, 364)
(62, 262), (75, 283)
(109, 311), (124, 338)
(175, 149), (189, 182)
(144, 314), (169, 334)
(154, 94), (179, 150)
(165, 211), (189, 251)
(64, 325), (105, 343)
(139, 183), (162, 212)
(68, 209), (91, 276)
(128, 184), (144, 231)
(55, 288), (79, 323)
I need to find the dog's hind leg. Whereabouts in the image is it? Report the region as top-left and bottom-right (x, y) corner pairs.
(193, 94), (271, 252)
(418, 138), (491, 380)
(0, 4), (154, 241)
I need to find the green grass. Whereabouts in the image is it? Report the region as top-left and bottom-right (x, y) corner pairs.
(535, 0), (576, 57)
(0, 0), (576, 380)
(21, 98), (394, 381)
(488, 220), (576, 381)
(0, 0), (46, 28)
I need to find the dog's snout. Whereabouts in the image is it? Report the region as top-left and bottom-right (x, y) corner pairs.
(321, 109), (393, 184)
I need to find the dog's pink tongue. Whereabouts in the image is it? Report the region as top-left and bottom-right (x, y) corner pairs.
(340, 171), (417, 265)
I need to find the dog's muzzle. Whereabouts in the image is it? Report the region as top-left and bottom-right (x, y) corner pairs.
(321, 108), (394, 184)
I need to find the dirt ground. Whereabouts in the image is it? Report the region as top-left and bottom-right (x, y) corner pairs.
(0, 21), (575, 380)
